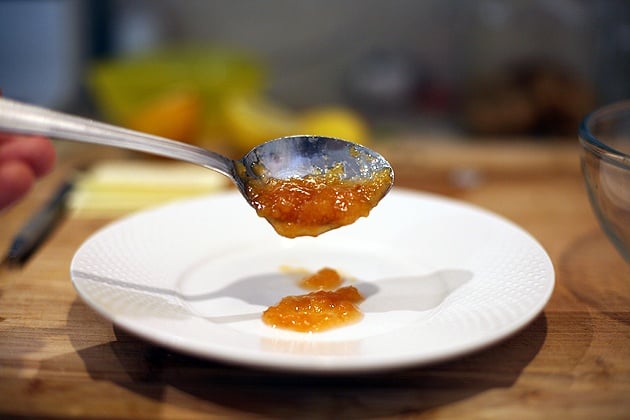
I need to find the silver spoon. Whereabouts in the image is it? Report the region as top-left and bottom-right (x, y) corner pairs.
(0, 97), (393, 207)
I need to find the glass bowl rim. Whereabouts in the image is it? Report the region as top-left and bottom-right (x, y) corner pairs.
(579, 100), (630, 168)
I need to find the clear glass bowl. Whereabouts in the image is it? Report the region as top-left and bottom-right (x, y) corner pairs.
(579, 100), (630, 263)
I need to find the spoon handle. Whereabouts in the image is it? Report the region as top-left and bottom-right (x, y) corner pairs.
(0, 97), (234, 177)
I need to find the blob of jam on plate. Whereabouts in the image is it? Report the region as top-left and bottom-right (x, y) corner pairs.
(262, 268), (365, 333)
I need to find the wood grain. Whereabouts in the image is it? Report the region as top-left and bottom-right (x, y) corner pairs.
(0, 138), (628, 419)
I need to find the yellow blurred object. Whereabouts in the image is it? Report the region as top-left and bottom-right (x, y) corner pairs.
(223, 95), (298, 154)
(126, 90), (202, 143)
(88, 47), (372, 156)
(299, 107), (370, 144)
(88, 46), (264, 129)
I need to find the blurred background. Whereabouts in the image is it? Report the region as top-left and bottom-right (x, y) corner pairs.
(0, 0), (628, 157)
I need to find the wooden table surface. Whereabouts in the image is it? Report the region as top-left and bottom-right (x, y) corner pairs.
(0, 138), (628, 419)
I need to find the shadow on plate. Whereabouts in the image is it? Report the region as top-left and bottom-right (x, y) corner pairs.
(70, 268), (472, 323)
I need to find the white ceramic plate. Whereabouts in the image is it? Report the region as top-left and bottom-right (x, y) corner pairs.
(71, 189), (554, 373)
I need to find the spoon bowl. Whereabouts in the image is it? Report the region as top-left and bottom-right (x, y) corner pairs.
(0, 97), (393, 235)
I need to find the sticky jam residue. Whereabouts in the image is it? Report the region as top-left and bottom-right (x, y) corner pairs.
(262, 268), (365, 333)
(298, 267), (344, 290)
(244, 163), (392, 238)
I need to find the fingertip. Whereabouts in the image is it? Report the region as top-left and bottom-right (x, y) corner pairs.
(0, 135), (56, 177)
(0, 160), (35, 210)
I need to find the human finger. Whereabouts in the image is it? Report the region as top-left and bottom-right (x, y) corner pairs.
(0, 160), (36, 209)
(0, 135), (56, 177)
